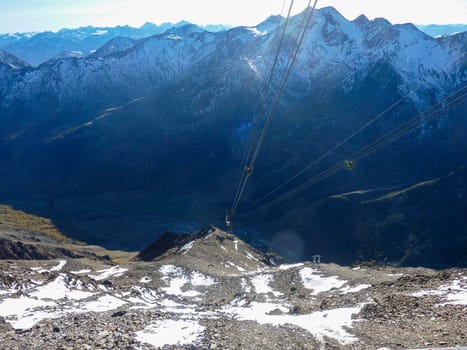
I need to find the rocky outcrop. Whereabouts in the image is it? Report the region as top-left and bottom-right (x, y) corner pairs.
(0, 238), (84, 260)
(136, 231), (186, 261)
(136, 226), (282, 273)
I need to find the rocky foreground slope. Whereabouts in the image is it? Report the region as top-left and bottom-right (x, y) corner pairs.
(0, 226), (466, 349)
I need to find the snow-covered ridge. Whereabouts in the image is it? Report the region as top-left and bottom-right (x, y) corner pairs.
(0, 7), (464, 111)
(0, 27), (222, 108)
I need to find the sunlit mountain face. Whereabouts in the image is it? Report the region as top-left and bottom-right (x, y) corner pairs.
(0, 7), (466, 267)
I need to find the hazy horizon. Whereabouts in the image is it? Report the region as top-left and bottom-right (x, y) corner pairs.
(0, 0), (466, 34)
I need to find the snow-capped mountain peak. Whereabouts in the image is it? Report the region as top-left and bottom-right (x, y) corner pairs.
(0, 6), (465, 114)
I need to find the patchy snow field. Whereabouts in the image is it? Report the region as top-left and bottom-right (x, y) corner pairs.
(412, 276), (467, 305)
(222, 301), (364, 345)
(0, 260), (370, 347)
(3, 253), (464, 350)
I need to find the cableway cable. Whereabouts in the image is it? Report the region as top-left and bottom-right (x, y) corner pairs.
(258, 86), (424, 202)
(259, 53), (467, 203)
(231, 0), (296, 219)
(230, 0), (319, 221)
(245, 84), (467, 213)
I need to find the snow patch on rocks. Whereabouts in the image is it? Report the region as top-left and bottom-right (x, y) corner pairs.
(159, 265), (215, 297)
(179, 241), (194, 255)
(160, 265), (199, 297)
(70, 269), (91, 275)
(191, 271), (216, 286)
(0, 296), (56, 329)
(412, 277), (467, 305)
(279, 263), (304, 270)
(139, 276), (152, 283)
(82, 295), (127, 312)
(31, 260), (67, 273)
(222, 301), (364, 345)
(136, 319), (205, 348)
(250, 274), (282, 296)
(30, 274), (94, 301)
(300, 267), (346, 294)
(338, 284), (371, 294)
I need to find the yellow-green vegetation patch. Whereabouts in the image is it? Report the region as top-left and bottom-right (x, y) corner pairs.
(0, 204), (76, 243)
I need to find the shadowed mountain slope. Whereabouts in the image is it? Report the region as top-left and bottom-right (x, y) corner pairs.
(0, 7), (465, 266)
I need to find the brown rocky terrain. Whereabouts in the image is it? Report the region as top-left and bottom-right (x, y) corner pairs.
(0, 226), (466, 349)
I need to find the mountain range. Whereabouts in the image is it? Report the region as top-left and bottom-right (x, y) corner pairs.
(0, 21), (231, 66)
(0, 19), (464, 67)
(0, 7), (466, 267)
(416, 24), (467, 37)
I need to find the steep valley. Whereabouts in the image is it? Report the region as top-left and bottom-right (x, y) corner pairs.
(0, 7), (466, 266)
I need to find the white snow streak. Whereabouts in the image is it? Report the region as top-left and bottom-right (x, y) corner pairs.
(245, 252), (260, 262)
(31, 260), (67, 273)
(279, 263), (304, 270)
(179, 241), (194, 255)
(227, 261), (246, 272)
(70, 269), (91, 275)
(338, 284), (371, 294)
(50, 260), (67, 272)
(92, 30), (108, 36)
(89, 266), (128, 281)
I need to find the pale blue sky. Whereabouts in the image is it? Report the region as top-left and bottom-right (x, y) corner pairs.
(0, 0), (466, 33)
